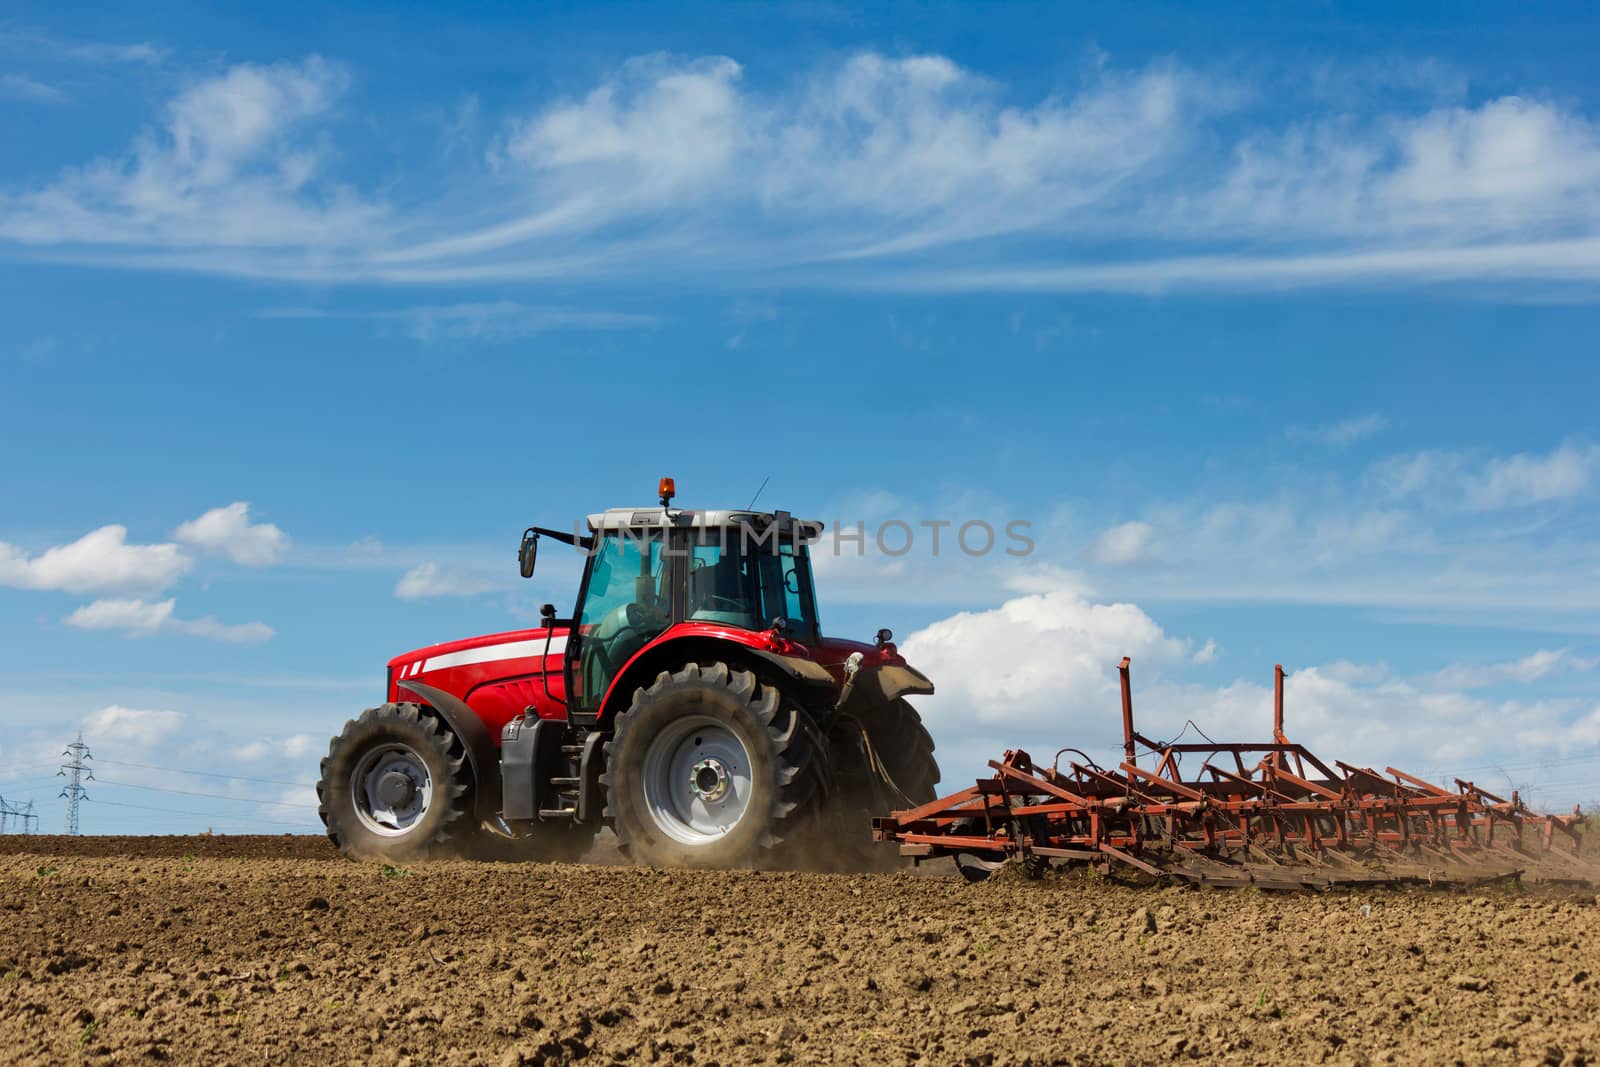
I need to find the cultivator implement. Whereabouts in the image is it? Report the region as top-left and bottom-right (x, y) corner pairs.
(875, 659), (1594, 889)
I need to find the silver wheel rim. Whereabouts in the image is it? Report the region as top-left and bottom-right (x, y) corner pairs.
(351, 742), (433, 836)
(640, 714), (753, 846)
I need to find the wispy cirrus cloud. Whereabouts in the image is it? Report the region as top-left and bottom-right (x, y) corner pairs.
(259, 301), (661, 341)
(1287, 413), (1389, 448)
(0, 25), (166, 66)
(1374, 440), (1600, 510)
(3, 50), (1600, 295)
(0, 72), (67, 103)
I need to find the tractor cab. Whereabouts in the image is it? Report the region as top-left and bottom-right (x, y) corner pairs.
(516, 479), (828, 722)
(560, 497), (823, 719)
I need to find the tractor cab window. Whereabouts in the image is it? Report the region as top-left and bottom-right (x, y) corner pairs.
(686, 530), (818, 641)
(574, 530), (668, 713)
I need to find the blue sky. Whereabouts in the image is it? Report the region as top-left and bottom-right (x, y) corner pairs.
(3, 2), (1599, 834)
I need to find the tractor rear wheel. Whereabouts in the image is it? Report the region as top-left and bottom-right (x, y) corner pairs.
(812, 699), (941, 872)
(601, 662), (822, 868)
(863, 699), (940, 806)
(318, 703), (474, 861)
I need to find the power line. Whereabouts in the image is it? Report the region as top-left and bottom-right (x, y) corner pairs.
(86, 797), (320, 830)
(94, 777), (318, 810)
(94, 758), (316, 789)
(0, 795), (38, 834)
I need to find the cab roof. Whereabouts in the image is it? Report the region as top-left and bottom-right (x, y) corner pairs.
(585, 507), (824, 535)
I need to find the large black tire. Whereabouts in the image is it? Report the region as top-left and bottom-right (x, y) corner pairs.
(812, 698), (942, 872)
(864, 698), (940, 806)
(601, 662), (823, 868)
(318, 703), (474, 862)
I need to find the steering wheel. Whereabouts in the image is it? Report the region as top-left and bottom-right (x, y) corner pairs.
(697, 594), (744, 612)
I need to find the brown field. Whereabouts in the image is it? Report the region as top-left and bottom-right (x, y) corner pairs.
(1, 834), (1597, 1066)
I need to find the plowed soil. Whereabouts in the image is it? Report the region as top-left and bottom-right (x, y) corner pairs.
(2, 836), (1597, 1066)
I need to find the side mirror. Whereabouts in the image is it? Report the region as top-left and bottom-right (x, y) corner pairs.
(517, 528), (538, 579)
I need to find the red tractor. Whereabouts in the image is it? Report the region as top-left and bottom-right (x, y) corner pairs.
(317, 479), (940, 868)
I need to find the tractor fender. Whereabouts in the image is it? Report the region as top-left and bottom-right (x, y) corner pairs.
(744, 647), (839, 690)
(396, 679), (502, 822)
(841, 663), (935, 715)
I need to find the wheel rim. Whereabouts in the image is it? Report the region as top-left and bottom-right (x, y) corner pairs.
(351, 742), (433, 837)
(639, 714), (754, 846)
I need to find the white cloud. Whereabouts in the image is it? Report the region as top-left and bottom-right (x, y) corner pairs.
(63, 598), (274, 644)
(83, 704), (185, 747)
(1287, 413), (1389, 447)
(233, 733), (316, 762)
(0, 56), (380, 251)
(900, 582), (1598, 807)
(260, 301), (660, 341)
(1198, 96), (1600, 240)
(1466, 441), (1599, 509)
(1374, 441), (1598, 510)
(6, 51), (1599, 294)
(394, 561), (500, 599)
(0, 72), (67, 104)
(0, 26), (166, 66)
(1428, 648), (1597, 689)
(0, 524), (191, 596)
(1087, 520), (1158, 565)
(175, 502), (290, 565)
(901, 584), (1189, 732)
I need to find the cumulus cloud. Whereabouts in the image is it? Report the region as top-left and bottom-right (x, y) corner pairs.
(394, 561), (500, 599)
(901, 584), (1189, 732)
(0, 524), (191, 596)
(900, 583), (1598, 807)
(175, 502), (290, 565)
(63, 597), (275, 643)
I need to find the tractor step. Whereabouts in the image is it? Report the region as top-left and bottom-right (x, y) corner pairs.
(548, 776), (581, 789)
(539, 807), (577, 819)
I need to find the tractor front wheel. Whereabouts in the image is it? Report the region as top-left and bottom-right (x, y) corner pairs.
(318, 703), (474, 861)
(601, 662), (822, 868)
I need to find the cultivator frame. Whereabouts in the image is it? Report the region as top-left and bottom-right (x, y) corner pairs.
(875, 659), (1594, 889)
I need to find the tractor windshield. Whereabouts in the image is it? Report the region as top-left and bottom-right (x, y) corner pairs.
(685, 529), (819, 641)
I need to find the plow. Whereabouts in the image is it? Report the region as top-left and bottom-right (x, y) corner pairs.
(874, 658), (1595, 889)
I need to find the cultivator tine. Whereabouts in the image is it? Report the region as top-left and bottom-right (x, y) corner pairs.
(875, 657), (1597, 888)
